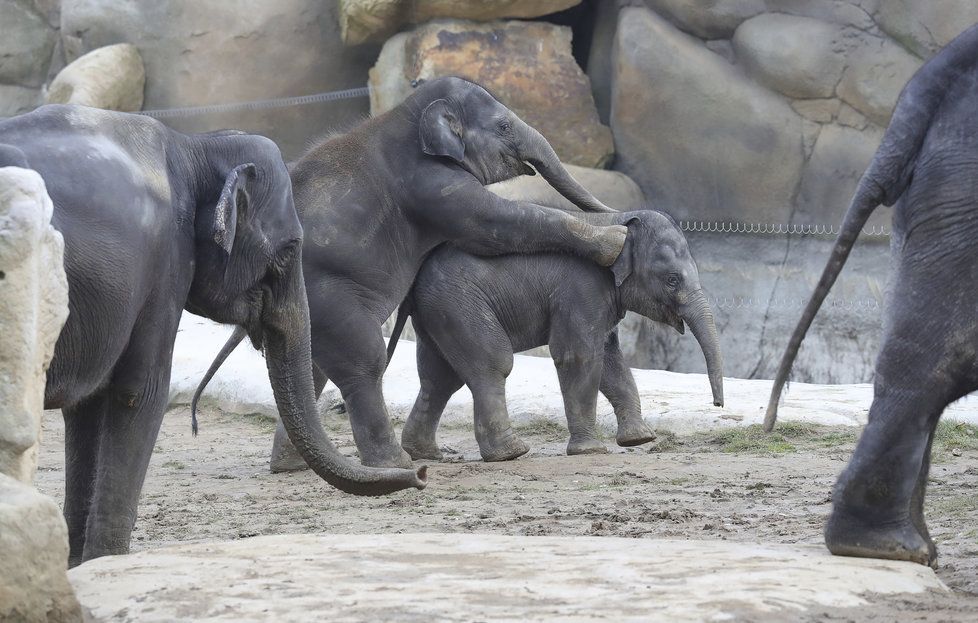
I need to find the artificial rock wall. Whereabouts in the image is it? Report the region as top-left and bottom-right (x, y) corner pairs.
(4, 0), (978, 382)
(0, 167), (80, 622)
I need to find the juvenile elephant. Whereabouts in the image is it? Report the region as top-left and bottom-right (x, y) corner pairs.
(0, 106), (422, 565)
(765, 24), (978, 567)
(197, 77), (628, 471)
(391, 209), (724, 462)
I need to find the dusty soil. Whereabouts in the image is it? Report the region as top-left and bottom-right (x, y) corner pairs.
(36, 408), (978, 621)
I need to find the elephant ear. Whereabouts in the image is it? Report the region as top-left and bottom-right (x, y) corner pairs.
(419, 98), (465, 164)
(610, 217), (641, 287)
(213, 163), (257, 255)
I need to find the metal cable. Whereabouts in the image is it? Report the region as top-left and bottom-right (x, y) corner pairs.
(679, 220), (890, 238)
(136, 86), (371, 119)
(705, 296), (881, 311)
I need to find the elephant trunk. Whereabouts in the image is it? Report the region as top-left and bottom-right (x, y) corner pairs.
(515, 118), (617, 213)
(263, 263), (427, 495)
(682, 290), (724, 407)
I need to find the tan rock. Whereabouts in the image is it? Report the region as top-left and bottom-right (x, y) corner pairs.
(488, 165), (646, 213)
(790, 98), (839, 123)
(643, 0), (765, 39)
(46, 43), (145, 111)
(874, 0), (978, 58)
(0, 475), (82, 623)
(338, 0), (581, 45)
(0, 167), (69, 482)
(370, 19), (614, 168)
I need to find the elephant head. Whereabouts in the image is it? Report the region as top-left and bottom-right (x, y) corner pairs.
(184, 133), (426, 495)
(412, 77), (616, 213)
(610, 211), (724, 407)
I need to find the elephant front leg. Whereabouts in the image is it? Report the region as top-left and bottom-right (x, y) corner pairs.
(599, 331), (655, 447)
(553, 347), (608, 456)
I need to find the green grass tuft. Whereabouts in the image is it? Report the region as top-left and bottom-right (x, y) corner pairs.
(515, 417), (567, 442)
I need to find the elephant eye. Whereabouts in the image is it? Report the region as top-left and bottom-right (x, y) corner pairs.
(666, 274), (680, 289)
(498, 120), (511, 133)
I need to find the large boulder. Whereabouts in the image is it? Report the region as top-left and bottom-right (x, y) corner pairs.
(0, 0), (57, 87)
(874, 0), (978, 58)
(0, 167), (78, 622)
(60, 0), (380, 159)
(642, 0), (765, 39)
(611, 6), (805, 222)
(0, 167), (69, 482)
(732, 13), (846, 99)
(836, 34), (922, 126)
(45, 43), (145, 111)
(0, 84), (40, 117)
(338, 0), (582, 45)
(370, 19), (614, 168)
(0, 476), (82, 622)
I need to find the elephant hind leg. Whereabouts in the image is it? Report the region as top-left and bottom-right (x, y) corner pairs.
(62, 396), (106, 567)
(401, 327), (463, 461)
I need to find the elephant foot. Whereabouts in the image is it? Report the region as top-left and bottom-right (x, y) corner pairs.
(567, 435), (609, 456)
(824, 506), (936, 568)
(360, 445), (415, 469)
(616, 420), (656, 447)
(479, 432), (529, 462)
(270, 420), (310, 473)
(401, 437), (444, 461)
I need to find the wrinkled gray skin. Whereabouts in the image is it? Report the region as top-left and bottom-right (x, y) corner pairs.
(197, 77), (628, 470)
(390, 210), (724, 462)
(0, 106), (423, 566)
(765, 24), (978, 568)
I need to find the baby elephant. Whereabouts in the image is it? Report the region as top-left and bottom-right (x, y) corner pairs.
(390, 209), (724, 462)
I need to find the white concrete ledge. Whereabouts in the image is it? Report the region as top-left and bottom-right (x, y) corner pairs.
(69, 533), (947, 622)
(168, 313), (978, 432)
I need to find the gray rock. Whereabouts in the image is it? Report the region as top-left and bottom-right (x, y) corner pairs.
(790, 98), (840, 123)
(60, 0), (380, 159)
(733, 13), (846, 99)
(874, 0), (978, 58)
(369, 19), (614, 168)
(642, 0), (766, 39)
(836, 34), (922, 126)
(46, 43), (145, 111)
(0, 84), (40, 117)
(764, 0), (877, 30)
(0, 0), (56, 87)
(611, 7), (805, 222)
(338, 0), (582, 45)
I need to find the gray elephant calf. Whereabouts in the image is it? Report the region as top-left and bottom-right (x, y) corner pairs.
(391, 209), (725, 462)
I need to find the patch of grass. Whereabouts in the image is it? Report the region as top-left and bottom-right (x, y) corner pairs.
(162, 460), (186, 470)
(646, 429), (680, 453)
(515, 417), (567, 442)
(934, 421), (978, 453)
(708, 425), (796, 454)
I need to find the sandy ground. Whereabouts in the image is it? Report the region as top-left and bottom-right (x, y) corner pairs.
(36, 408), (978, 621)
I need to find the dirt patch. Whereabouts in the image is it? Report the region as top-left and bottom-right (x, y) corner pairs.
(36, 409), (978, 621)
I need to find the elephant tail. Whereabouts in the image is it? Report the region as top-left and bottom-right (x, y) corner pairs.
(763, 24), (978, 431)
(386, 297), (412, 364)
(191, 325), (247, 435)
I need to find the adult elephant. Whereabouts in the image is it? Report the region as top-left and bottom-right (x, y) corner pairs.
(0, 106), (424, 565)
(197, 77), (628, 470)
(765, 24), (978, 567)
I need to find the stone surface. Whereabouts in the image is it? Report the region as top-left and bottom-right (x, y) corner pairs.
(643, 0), (766, 39)
(0, 167), (78, 622)
(0, 475), (82, 623)
(733, 13), (846, 98)
(611, 7), (805, 222)
(60, 0), (380, 159)
(338, 0), (581, 45)
(0, 167), (69, 482)
(0, 83), (40, 117)
(0, 0), (57, 87)
(790, 98), (840, 123)
(875, 0), (978, 58)
(837, 34), (922, 126)
(68, 533), (948, 622)
(369, 19), (614, 168)
(45, 43), (145, 111)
